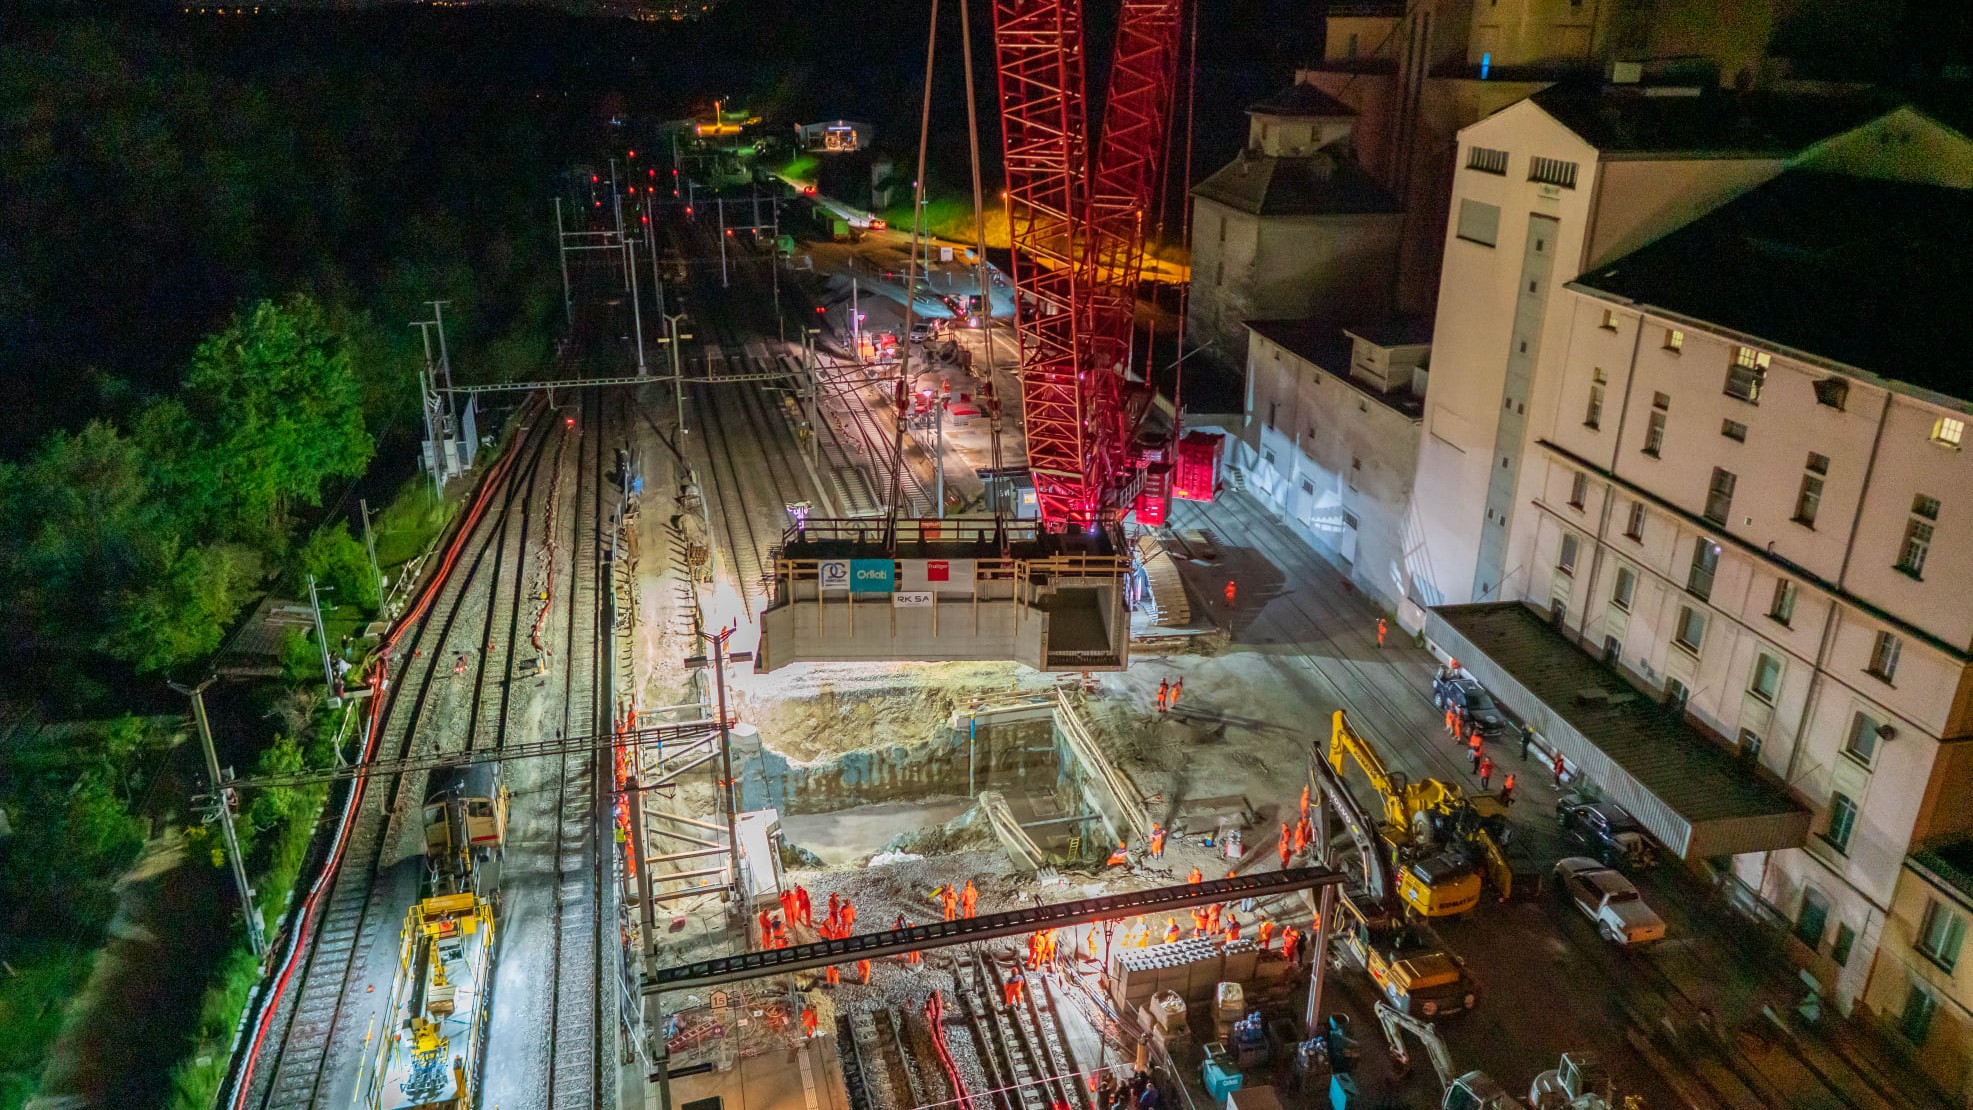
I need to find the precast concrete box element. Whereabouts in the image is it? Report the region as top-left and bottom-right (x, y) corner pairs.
(757, 518), (1132, 672)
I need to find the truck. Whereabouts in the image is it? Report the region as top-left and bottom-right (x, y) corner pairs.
(1553, 857), (1666, 945)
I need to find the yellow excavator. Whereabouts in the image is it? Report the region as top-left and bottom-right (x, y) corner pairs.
(1325, 711), (1516, 915)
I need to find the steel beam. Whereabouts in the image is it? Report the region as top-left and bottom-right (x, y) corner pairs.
(644, 867), (1340, 994)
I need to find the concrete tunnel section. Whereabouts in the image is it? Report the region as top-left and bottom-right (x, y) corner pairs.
(754, 517), (1133, 673)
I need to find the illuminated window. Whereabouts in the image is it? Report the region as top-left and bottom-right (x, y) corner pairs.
(1600, 308), (1620, 331)
(1933, 417), (1965, 448)
(1664, 328), (1684, 352)
(1726, 347), (1769, 403)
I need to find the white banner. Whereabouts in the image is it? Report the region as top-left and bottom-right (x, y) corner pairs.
(900, 558), (976, 591)
(893, 591), (934, 608)
(818, 559), (850, 592)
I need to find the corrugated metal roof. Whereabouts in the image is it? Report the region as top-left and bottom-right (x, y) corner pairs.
(1427, 603), (1810, 860)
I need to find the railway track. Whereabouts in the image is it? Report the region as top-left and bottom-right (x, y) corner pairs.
(545, 388), (614, 1110)
(242, 408), (556, 1110)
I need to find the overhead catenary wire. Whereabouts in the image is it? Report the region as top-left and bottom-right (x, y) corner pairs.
(886, 0), (942, 549)
(958, 0), (1008, 547)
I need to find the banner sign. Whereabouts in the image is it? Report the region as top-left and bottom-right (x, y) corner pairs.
(893, 591), (934, 608)
(818, 560), (851, 591)
(900, 558), (976, 591)
(849, 558), (896, 593)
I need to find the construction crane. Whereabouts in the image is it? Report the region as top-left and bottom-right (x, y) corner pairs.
(991, 0), (1187, 528)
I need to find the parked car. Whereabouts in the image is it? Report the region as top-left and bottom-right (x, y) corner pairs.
(1556, 796), (1659, 872)
(907, 319), (938, 343)
(1433, 674), (1508, 741)
(1553, 857), (1666, 945)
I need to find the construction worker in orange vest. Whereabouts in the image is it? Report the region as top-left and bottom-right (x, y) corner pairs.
(1377, 617), (1388, 648)
(1224, 579), (1237, 605)
(1225, 917), (1242, 944)
(1256, 919), (1275, 952)
(842, 901), (857, 933)
(1164, 917), (1182, 944)
(1279, 823), (1293, 869)
(1188, 866), (1203, 884)
(1553, 749), (1567, 786)
(961, 879), (978, 918)
(1300, 783), (1311, 821)
(1191, 906), (1209, 937)
(1107, 840), (1130, 866)
(941, 884), (959, 921)
(1085, 928), (1099, 961)
(1294, 818), (1312, 856)
(857, 958), (872, 985)
(758, 910), (774, 947)
(1468, 731), (1483, 771)
(1206, 903), (1222, 936)
(802, 1008), (819, 1038)
(1169, 677), (1183, 709)
(1445, 704), (1457, 736)
(828, 891), (842, 929)
(771, 917), (788, 948)
(1501, 773), (1517, 806)
(1281, 925), (1302, 966)
(826, 964), (840, 986)
(780, 889), (797, 926)
(796, 885), (813, 925)
(1155, 677), (1170, 713)
(1150, 823), (1167, 859)
(1479, 755), (1495, 790)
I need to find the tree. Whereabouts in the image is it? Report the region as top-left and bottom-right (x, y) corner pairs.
(100, 539), (252, 674)
(176, 295), (374, 551)
(296, 522), (378, 613)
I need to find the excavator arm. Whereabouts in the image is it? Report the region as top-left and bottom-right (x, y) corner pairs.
(1328, 710), (1412, 829)
(1376, 1000), (1459, 1093)
(1308, 746), (1394, 908)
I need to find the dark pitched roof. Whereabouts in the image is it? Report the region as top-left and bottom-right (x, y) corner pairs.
(1527, 81), (1894, 157)
(1249, 82), (1358, 118)
(1245, 319), (1424, 418)
(1913, 838), (1973, 902)
(1572, 171), (1973, 405)
(1193, 153), (1401, 217)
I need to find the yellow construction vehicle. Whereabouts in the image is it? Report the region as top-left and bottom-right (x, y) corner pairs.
(1326, 711), (1483, 916)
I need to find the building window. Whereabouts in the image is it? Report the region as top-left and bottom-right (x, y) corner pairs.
(1845, 710), (1884, 765)
(1218, 215), (1227, 242)
(1738, 728), (1763, 761)
(1456, 198), (1501, 247)
(1584, 368), (1606, 429)
(1750, 652), (1782, 703)
(1867, 630), (1901, 683)
(1599, 308), (1620, 331)
(1795, 888), (1831, 948)
(1267, 401), (1278, 428)
(1918, 899), (1967, 972)
(1688, 539), (1720, 600)
(1814, 377), (1848, 410)
(1664, 328), (1684, 352)
(1726, 347), (1769, 403)
(1612, 565), (1635, 611)
(1666, 676), (1690, 711)
(1346, 32), (1359, 58)
(1653, 391), (1671, 409)
(1673, 606), (1706, 654)
(1793, 456), (1826, 527)
(1568, 471), (1587, 509)
(1643, 411), (1667, 457)
(1933, 417), (1965, 448)
(1558, 533), (1579, 576)
(1832, 922), (1856, 966)
(1897, 496), (1937, 578)
(1703, 467), (1737, 525)
(1528, 155), (1579, 188)
(1823, 793), (1858, 854)
(1263, 448), (1276, 468)
(1466, 146), (1508, 175)
(1215, 261), (1223, 285)
(1624, 501), (1645, 541)
(1722, 419), (1747, 442)
(1770, 578), (1797, 626)
(1351, 456), (1362, 471)
(1901, 980), (1939, 1046)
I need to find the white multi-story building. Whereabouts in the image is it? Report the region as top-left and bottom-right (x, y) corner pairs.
(1404, 85), (1963, 615)
(1497, 168), (1973, 1017)
(1233, 318), (1430, 613)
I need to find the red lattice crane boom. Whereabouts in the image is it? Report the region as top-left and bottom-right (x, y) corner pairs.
(993, 0), (1185, 527)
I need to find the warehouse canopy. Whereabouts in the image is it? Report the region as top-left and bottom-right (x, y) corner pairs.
(1426, 603), (1810, 860)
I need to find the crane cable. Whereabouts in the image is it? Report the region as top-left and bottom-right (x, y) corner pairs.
(1169, 0), (1199, 416)
(885, 0), (942, 549)
(958, 0), (1007, 548)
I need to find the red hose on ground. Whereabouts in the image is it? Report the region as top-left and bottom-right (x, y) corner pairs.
(924, 990), (975, 1110)
(228, 407), (536, 1110)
